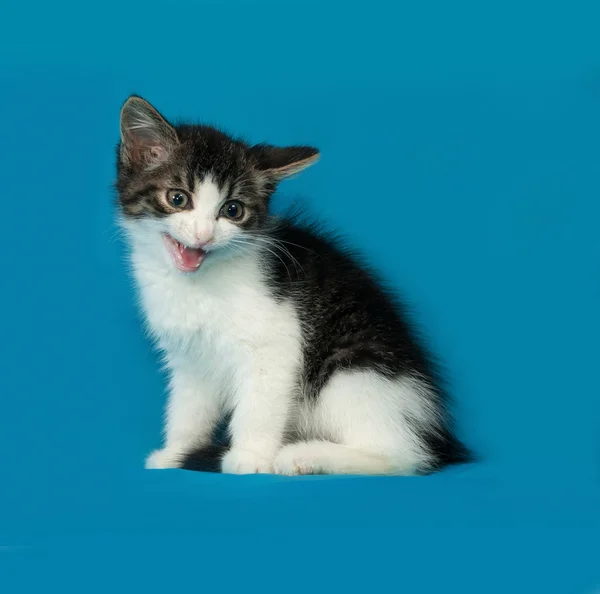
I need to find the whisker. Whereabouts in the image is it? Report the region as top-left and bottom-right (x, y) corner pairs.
(103, 226), (127, 245)
(231, 237), (294, 282)
(244, 236), (307, 278)
(242, 230), (318, 256)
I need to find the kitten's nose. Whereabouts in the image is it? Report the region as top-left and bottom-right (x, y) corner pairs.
(191, 238), (212, 249)
(192, 221), (214, 248)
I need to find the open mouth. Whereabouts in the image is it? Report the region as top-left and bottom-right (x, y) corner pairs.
(162, 234), (207, 273)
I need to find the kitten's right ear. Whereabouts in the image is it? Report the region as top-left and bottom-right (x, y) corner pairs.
(119, 96), (178, 168)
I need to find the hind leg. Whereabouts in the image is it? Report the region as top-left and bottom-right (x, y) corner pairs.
(274, 370), (435, 476)
(274, 440), (400, 475)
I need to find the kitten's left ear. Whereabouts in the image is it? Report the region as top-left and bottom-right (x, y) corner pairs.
(249, 144), (319, 181)
(119, 95), (178, 168)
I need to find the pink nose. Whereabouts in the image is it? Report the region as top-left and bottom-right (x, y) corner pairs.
(192, 238), (212, 249)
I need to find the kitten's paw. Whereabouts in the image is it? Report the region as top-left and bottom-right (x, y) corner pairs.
(273, 444), (317, 476)
(145, 448), (184, 469)
(221, 448), (274, 474)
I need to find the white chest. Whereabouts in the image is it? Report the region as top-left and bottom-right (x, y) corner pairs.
(129, 250), (301, 376)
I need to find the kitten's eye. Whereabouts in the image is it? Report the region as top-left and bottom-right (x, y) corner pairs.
(221, 200), (244, 220)
(167, 189), (190, 209)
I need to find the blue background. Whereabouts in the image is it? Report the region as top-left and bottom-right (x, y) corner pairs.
(1, 0), (599, 591)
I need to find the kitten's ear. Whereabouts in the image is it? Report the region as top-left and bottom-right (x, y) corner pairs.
(249, 144), (319, 180)
(119, 96), (178, 167)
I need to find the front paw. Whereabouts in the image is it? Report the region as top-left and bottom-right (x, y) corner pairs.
(221, 448), (274, 474)
(145, 448), (184, 469)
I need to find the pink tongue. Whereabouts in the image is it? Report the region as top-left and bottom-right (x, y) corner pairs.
(181, 246), (204, 268)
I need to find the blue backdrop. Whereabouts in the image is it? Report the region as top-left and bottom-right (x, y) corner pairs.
(1, 1), (599, 592)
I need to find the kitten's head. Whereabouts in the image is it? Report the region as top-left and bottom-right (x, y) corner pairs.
(115, 95), (318, 272)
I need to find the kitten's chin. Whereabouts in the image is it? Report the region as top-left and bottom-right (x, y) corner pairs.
(162, 234), (207, 273)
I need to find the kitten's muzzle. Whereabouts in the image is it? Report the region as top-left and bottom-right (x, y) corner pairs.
(162, 233), (208, 273)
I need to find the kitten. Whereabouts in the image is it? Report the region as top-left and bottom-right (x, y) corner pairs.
(115, 95), (471, 475)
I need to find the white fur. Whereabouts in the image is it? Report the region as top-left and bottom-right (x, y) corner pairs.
(277, 371), (439, 475)
(273, 442), (397, 475)
(123, 180), (437, 475)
